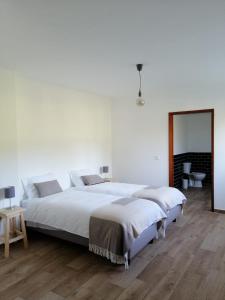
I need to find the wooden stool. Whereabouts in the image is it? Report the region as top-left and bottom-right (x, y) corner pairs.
(0, 207), (28, 258)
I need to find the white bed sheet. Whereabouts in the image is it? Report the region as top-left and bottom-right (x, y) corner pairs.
(73, 182), (147, 197)
(21, 188), (165, 239)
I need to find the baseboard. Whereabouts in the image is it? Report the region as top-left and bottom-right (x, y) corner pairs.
(214, 209), (225, 214)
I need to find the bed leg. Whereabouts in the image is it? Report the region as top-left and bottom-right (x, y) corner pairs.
(161, 219), (166, 238)
(124, 253), (129, 271)
(155, 231), (159, 240)
(162, 227), (166, 239)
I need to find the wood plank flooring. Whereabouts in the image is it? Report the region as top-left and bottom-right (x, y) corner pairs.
(1, 188), (225, 300)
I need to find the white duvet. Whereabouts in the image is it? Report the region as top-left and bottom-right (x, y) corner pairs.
(22, 189), (166, 238)
(74, 182), (186, 211)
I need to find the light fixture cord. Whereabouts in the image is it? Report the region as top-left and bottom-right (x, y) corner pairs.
(138, 70), (142, 97)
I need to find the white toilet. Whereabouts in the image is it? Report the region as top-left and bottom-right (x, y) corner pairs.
(183, 162), (206, 188)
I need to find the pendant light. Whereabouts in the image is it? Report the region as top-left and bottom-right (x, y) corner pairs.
(136, 64), (145, 106)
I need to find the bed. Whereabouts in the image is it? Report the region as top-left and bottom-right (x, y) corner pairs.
(70, 170), (187, 231)
(21, 187), (166, 268)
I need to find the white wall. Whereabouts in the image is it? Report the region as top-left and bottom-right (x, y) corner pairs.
(1, 65), (225, 212)
(174, 113), (211, 154)
(0, 68), (112, 205)
(15, 75), (112, 197)
(0, 69), (18, 208)
(112, 97), (225, 210)
(112, 100), (169, 187)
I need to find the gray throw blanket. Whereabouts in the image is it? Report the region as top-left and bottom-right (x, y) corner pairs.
(89, 216), (132, 265)
(89, 197), (166, 266)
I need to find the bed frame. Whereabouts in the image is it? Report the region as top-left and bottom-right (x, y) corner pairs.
(26, 204), (182, 265)
(27, 221), (157, 261)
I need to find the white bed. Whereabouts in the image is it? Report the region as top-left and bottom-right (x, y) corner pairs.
(22, 188), (165, 238)
(73, 181), (185, 208)
(70, 170), (186, 228)
(21, 187), (167, 266)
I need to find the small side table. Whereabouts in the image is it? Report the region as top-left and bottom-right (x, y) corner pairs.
(0, 207), (28, 258)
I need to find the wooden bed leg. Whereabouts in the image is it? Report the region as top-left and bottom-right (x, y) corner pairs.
(173, 219), (177, 223)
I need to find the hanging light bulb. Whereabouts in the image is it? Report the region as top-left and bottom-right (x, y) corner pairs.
(136, 89), (145, 106)
(136, 64), (145, 106)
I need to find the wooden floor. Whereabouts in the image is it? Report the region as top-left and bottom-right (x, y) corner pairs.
(1, 187), (225, 300)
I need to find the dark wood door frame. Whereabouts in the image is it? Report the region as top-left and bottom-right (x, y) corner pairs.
(168, 109), (214, 211)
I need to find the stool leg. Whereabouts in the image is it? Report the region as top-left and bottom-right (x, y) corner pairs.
(12, 217), (17, 235)
(4, 218), (10, 258)
(20, 213), (28, 249)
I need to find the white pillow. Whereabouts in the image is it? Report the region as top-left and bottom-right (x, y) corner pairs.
(22, 173), (57, 199)
(70, 169), (96, 187)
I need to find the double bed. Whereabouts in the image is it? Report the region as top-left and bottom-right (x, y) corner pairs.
(21, 179), (166, 268)
(21, 171), (186, 268)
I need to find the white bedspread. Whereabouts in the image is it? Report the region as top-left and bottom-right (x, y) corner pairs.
(74, 182), (147, 197)
(133, 187), (186, 211)
(73, 182), (186, 212)
(22, 189), (166, 238)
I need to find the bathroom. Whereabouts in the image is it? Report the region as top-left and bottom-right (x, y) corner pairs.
(173, 112), (213, 207)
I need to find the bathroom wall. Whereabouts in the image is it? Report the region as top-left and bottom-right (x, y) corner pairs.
(188, 152), (211, 183)
(174, 113), (211, 154)
(174, 153), (211, 188)
(174, 115), (188, 155)
(174, 153), (187, 188)
(173, 113), (212, 188)
(187, 114), (211, 152)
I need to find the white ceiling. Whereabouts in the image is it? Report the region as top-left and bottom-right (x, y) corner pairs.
(0, 0), (225, 98)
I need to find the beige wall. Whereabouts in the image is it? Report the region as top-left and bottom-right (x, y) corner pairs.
(0, 68), (112, 205)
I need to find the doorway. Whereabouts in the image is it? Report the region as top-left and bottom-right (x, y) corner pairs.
(169, 109), (214, 211)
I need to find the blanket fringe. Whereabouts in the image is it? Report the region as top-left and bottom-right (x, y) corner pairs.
(89, 244), (127, 265)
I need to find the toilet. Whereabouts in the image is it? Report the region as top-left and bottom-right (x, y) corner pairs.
(183, 162), (206, 188)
